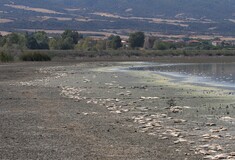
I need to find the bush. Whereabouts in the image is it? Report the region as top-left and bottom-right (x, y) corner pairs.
(20, 52), (51, 61)
(0, 52), (14, 62)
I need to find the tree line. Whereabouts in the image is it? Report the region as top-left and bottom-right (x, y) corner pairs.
(0, 30), (146, 51)
(0, 30), (230, 52)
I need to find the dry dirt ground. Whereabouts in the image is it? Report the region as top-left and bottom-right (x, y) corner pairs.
(0, 61), (234, 160)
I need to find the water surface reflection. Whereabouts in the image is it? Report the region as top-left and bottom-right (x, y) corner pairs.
(129, 63), (235, 89)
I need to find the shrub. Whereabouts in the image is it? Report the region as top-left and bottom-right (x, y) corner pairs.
(20, 52), (51, 61)
(0, 52), (14, 62)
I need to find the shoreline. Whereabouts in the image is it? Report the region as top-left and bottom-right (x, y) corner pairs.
(48, 54), (235, 63)
(0, 61), (235, 159)
(95, 61), (235, 92)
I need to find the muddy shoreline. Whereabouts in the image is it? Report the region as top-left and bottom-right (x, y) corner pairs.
(0, 61), (235, 159)
(52, 56), (235, 63)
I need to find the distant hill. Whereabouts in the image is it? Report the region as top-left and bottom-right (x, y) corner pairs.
(0, 0), (235, 36)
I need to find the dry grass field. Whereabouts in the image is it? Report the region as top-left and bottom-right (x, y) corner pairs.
(4, 4), (64, 15)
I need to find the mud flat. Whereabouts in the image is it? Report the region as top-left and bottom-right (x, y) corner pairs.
(0, 61), (234, 160)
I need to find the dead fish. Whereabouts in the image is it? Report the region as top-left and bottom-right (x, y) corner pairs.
(174, 119), (187, 123)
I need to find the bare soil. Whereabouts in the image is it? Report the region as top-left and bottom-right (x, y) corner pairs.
(0, 60), (234, 160)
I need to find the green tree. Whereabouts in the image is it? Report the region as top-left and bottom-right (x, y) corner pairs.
(7, 33), (20, 44)
(200, 40), (213, 50)
(26, 36), (39, 49)
(4, 33), (26, 49)
(75, 38), (97, 51)
(153, 41), (168, 50)
(26, 31), (49, 49)
(33, 31), (49, 49)
(129, 32), (145, 48)
(0, 51), (14, 62)
(0, 35), (6, 47)
(108, 35), (122, 49)
(49, 38), (60, 50)
(95, 40), (107, 51)
(60, 37), (74, 50)
(62, 30), (83, 44)
(153, 41), (176, 50)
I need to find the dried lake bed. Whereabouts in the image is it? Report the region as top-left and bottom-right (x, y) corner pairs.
(0, 60), (235, 159)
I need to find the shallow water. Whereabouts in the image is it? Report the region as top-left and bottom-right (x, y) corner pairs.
(128, 63), (235, 90)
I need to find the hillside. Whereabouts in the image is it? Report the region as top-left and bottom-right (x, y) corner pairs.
(0, 0), (235, 36)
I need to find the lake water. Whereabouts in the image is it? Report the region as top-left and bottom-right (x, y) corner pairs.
(128, 63), (235, 90)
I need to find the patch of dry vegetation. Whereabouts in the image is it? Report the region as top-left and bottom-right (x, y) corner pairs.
(4, 4), (64, 15)
(0, 31), (11, 36)
(35, 16), (72, 22)
(64, 8), (82, 12)
(228, 19), (235, 23)
(17, 29), (121, 39)
(92, 12), (214, 27)
(0, 18), (13, 23)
